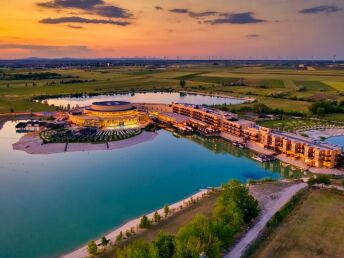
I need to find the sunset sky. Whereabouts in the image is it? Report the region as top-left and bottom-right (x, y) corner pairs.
(0, 0), (343, 59)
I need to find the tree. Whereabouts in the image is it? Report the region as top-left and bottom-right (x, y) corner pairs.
(308, 175), (331, 186)
(153, 211), (161, 223)
(139, 215), (151, 228)
(164, 204), (170, 217)
(220, 180), (259, 224)
(87, 240), (98, 256)
(316, 107), (326, 116)
(175, 215), (222, 258)
(153, 232), (175, 258)
(101, 236), (109, 246)
(180, 80), (186, 88)
(116, 240), (159, 258)
(252, 103), (271, 114)
(213, 198), (243, 230)
(212, 220), (235, 249)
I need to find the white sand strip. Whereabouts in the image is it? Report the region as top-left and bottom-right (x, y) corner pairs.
(61, 189), (211, 258)
(66, 143), (108, 152)
(12, 131), (158, 155)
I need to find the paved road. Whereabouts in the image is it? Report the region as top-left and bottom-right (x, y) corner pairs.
(224, 182), (307, 258)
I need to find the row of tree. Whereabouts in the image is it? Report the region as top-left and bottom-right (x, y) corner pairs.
(309, 100), (344, 116)
(113, 180), (259, 258)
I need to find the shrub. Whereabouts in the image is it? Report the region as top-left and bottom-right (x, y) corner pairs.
(308, 175), (331, 186)
(87, 240), (98, 256)
(101, 236), (109, 246)
(163, 204), (170, 217)
(175, 215), (222, 258)
(139, 215), (151, 228)
(116, 240), (159, 258)
(153, 232), (175, 258)
(116, 231), (123, 242)
(153, 211), (161, 223)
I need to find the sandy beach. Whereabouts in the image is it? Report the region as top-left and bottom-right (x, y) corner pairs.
(61, 188), (211, 258)
(12, 131), (158, 155)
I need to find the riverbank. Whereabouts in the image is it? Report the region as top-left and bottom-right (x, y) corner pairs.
(12, 131), (158, 154)
(61, 188), (212, 258)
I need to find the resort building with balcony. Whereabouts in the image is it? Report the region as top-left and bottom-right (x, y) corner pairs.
(170, 103), (342, 169)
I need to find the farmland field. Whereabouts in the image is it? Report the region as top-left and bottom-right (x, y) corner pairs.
(0, 66), (344, 115)
(250, 189), (344, 258)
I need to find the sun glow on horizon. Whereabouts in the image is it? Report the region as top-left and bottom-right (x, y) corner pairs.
(0, 0), (343, 59)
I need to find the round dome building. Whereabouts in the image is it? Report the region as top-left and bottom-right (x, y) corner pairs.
(69, 101), (144, 129)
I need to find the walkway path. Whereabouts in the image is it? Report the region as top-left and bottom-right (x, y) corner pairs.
(224, 182), (307, 258)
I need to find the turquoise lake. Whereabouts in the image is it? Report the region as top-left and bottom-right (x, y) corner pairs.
(0, 120), (301, 258)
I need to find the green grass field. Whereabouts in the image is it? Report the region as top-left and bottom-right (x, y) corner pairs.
(251, 189), (344, 258)
(1, 66), (344, 117)
(257, 118), (342, 132)
(294, 80), (334, 91)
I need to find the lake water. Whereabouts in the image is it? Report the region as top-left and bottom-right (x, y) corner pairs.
(43, 92), (247, 109)
(0, 121), (301, 258)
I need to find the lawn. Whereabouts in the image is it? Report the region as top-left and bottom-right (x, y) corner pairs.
(251, 189), (344, 258)
(257, 118), (341, 132)
(260, 79), (285, 88)
(293, 80), (334, 91)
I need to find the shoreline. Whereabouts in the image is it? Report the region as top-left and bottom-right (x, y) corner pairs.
(13, 128), (343, 174)
(61, 188), (211, 258)
(12, 131), (158, 155)
(179, 90), (255, 103)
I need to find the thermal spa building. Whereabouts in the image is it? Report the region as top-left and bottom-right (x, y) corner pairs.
(69, 101), (145, 129)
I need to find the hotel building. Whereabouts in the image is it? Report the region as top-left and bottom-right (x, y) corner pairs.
(170, 103), (342, 169)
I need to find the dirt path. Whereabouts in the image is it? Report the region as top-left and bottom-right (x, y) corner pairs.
(224, 182), (307, 258)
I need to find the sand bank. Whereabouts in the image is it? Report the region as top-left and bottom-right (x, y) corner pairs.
(12, 131), (158, 155)
(61, 188), (211, 258)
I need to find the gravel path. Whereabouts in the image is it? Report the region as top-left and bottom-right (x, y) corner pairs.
(224, 182), (307, 258)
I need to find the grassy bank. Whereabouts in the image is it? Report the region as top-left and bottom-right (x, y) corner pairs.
(98, 192), (220, 258)
(247, 189), (344, 258)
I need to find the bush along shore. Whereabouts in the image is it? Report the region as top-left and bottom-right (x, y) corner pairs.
(87, 180), (259, 258)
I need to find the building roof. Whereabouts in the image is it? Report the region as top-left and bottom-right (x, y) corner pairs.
(272, 130), (341, 151)
(86, 101), (136, 112)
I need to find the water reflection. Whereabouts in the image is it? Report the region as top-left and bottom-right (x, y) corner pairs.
(184, 133), (303, 179)
(43, 92), (246, 109)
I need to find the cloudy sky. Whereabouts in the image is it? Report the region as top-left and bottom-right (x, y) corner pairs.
(0, 0), (343, 59)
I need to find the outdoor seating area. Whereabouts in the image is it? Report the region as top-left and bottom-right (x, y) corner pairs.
(40, 127), (141, 143)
